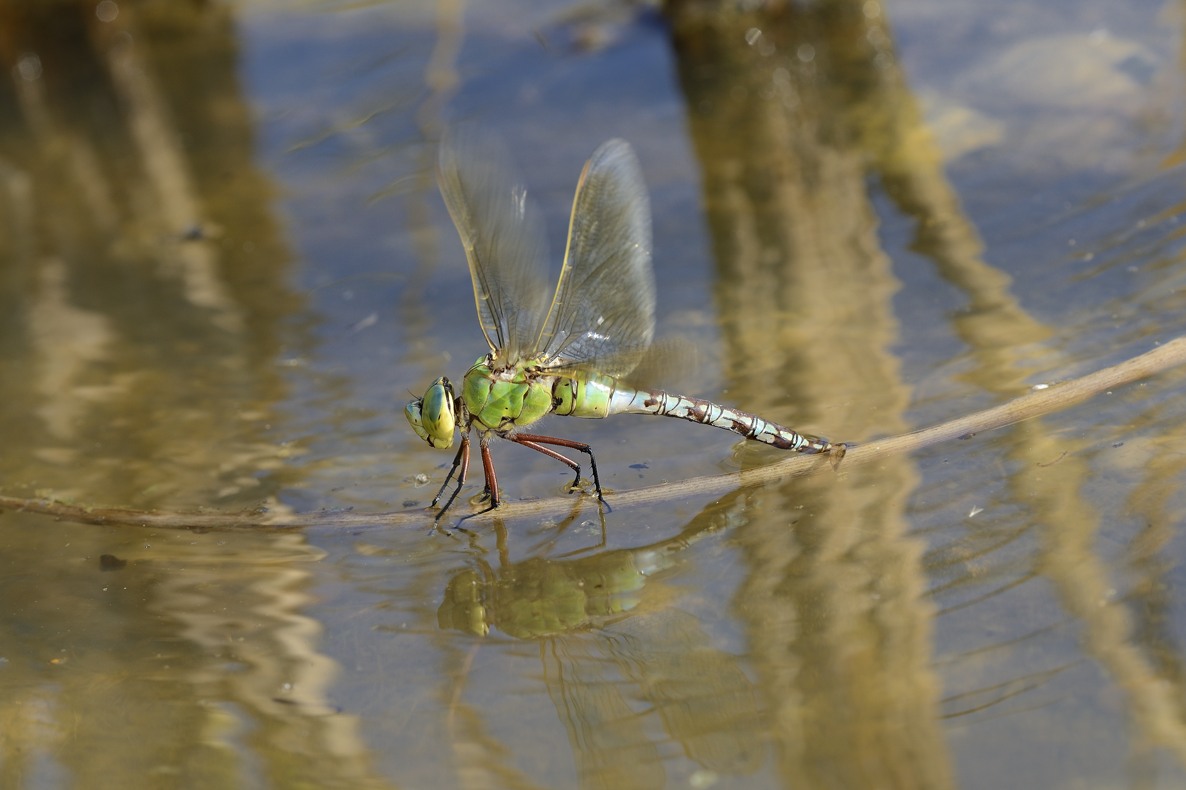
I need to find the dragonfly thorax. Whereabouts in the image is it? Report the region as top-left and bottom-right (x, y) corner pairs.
(462, 356), (555, 434)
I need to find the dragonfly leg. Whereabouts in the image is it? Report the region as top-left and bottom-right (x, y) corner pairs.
(479, 432), (501, 507)
(432, 432), (471, 521)
(454, 434), (503, 526)
(508, 433), (608, 508)
(830, 442), (851, 469)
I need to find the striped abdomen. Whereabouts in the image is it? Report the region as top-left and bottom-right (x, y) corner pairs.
(551, 374), (836, 454)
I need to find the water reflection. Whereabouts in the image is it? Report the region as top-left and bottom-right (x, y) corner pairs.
(665, 0), (1186, 786)
(0, 516), (393, 788)
(0, 3), (370, 786)
(437, 540), (670, 639)
(435, 508), (771, 787)
(667, 5), (951, 785)
(431, 468), (947, 788)
(3, 0), (1186, 788)
(0, 0), (304, 508)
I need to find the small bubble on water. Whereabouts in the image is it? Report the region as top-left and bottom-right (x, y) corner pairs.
(16, 53), (42, 82)
(96, 1), (119, 22)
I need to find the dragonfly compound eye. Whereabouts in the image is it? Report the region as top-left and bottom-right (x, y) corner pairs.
(418, 378), (456, 449)
(405, 398), (431, 443)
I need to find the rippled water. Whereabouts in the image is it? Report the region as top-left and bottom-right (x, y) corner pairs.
(2, 0), (1186, 787)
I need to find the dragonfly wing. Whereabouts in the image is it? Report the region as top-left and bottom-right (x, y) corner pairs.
(535, 139), (655, 378)
(438, 127), (551, 365)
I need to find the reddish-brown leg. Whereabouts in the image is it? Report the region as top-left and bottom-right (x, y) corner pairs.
(438, 431), (609, 524)
(451, 434), (504, 526)
(507, 432), (608, 507)
(479, 432), (499, 506)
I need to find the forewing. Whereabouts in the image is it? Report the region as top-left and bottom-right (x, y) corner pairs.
(535, 139), (655, 377)
(438, 128), (551, 365)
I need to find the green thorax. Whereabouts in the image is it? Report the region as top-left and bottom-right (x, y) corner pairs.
(462, 356), (555, 433)
(462, 355), (624, 433)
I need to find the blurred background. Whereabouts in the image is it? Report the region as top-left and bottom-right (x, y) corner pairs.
(2, 0), (1186, 787)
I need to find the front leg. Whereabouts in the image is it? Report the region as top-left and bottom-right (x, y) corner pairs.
(431, 432), (471, 521)
(454, 433), (503, 526)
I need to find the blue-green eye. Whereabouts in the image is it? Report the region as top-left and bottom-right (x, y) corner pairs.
(405, 377), (456, 449)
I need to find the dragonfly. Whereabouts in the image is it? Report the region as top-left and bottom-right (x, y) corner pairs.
(406, 130), (846, 521)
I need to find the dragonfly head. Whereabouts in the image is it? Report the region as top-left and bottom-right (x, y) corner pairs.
(405, 377), (457, 449)
(438, 568), (490, 636)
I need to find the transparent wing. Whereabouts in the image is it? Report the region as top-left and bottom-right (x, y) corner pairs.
(534, 139), (655, 378)
(437, 127), (551, 365)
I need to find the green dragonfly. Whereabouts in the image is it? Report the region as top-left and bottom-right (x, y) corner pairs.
(406, 130), (845, 520)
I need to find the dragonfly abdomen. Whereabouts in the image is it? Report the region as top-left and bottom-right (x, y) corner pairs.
(609, 387), (835, 454)
(551, 374), (616, 418)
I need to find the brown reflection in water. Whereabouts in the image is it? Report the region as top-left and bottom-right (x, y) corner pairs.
(0, 1), (304, 507)
(0, 4), (388, 787)
(668, 1), (950, 786)
(668, 0), (1186, 782)
(0, 518), (395, 788)
(141, 534), (392, 788)
(1124, 437), (1186, 755)
(545, 610), (766, 785)
(1029, 432), (1186, 766)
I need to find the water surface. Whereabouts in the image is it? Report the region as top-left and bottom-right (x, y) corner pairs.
(2, 0), (1186, 787)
